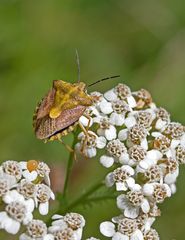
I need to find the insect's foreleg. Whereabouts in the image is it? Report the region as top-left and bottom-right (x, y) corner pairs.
(82, 113), (92, 132)
(78, 122), (89, 137)
(78, 122), (94, 159)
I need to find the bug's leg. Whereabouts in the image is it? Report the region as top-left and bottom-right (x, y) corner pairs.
(78, 122), (95, 158)
(82, 113), (92, 132)
(57, 136), (77, 161)
(78, 121), (89, 137)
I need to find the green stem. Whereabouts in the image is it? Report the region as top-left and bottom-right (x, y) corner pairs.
(58, 181), (104, 215)
(62, 136), (76, 200)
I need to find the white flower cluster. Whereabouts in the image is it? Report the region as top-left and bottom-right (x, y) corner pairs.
(0, 159), (54, 235)
(20, 212), (86, 240)
(76, 83), (185, 239)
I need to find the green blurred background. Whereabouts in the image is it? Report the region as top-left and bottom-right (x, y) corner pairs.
(0, 0), (185, 239)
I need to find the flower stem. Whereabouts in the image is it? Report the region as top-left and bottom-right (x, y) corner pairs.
(57, 181), (104, 215)
(62, 135), (76, 200)
(64, 181), (104, 212)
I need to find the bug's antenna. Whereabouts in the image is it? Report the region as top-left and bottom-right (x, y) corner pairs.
(75, 49), (80, 83)
(88, 75), (120, 87)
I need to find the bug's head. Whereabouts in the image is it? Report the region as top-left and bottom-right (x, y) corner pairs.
(76, 81), (87, 91)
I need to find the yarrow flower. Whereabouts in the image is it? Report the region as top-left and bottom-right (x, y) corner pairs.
(117, 189), (150, 219)
(0, 159), (54, 235)
(19, 219), (54, 240)
(0, 190), (34, 234)
(20, 160), (51, 185)
(49, 213), (86, 240)
(0, 82), (184, 239)
(74, 82), (185, 239)
(76, 131), (106, 158)
(100, 139), (129, 168)
(105, 165), (135, 191)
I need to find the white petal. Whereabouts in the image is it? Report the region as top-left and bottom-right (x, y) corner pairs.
(105, 173), (115, 187)
(171, 139), (180, 149)
(19, 233), (30, 240)
(5, 218), (20, 234)
(180, 133), (185, 147)
(97, 128), (106, 137)
(50, 219), (67, 228)
(96, 136), (107, 149)
(113, 232), (129, 240)
(124, 116), (136, 129)
(52, 214), (63, 220)
(164, 184), (172, 197)
(146, 150), (163, 162)
(127, 96), (137, 108)
(85, 147), (97, 158)
(119, 153), (129, 165)
(116, 182), (127, 191)
(140, 138), (148, 150)
(143, 217), (155, 232)
(100, 221), (115, 237)
(3, 190), (24, 204)
(19, 161), (27, 170)
(170, 183), (176, 194)
(99, 101), (113, 114)
(50, 190), (55, 200)
(25, 199), (35, 212)
(44, 234), (55, 240)
(77, 132), (85, 140)
(165, 149), (173, 158)
(126, 177), (135, 189)
(117, 194), (128, 210)
(105, 126), (117, 140)
(139, 160), (149, 170)
(44, 174), (51, 186)
(143, 184), (154, 196)
(100, 156), (114, 168)
(110, 113), (125, 126)
(118, 129), (128, 141)
(23, 170), (38, 182)
(130, 184), (142, 191)
(164, 169), (179, 185)
(23, 212), (33, 225)
(121, 165), (135, 175)
(124, 206), (139, 219)
(130, 229), (144, 240)
(141, 199), (150, 213)
(151, 131), (162, 138)
(74, 228), (83, 240)
(79, 115), (93, 127)
(155, 119), (167, 130)
(0, 212), (9, 228)
(104, 89), (118, 101)
(39, 202), (49, 215)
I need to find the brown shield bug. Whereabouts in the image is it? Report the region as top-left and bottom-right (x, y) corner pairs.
(33, 52), (120, 155)
(33, 76), (119, 156)
(33, 79), (95, 144)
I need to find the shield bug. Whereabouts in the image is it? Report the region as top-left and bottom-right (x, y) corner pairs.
(33, 79), (95, 144)
(33, 54), (120, 155)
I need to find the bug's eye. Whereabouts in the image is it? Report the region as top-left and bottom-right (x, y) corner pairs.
(27, 160), (39, 172)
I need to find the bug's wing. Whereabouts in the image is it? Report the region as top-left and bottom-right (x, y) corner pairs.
(34, 105), (86, 140)
(36, 89), (56, 119)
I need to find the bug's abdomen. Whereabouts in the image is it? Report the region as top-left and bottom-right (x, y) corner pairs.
(34, 105), (86, 140)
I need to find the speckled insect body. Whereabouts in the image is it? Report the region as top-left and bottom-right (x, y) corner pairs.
(33, 80), (94, 142)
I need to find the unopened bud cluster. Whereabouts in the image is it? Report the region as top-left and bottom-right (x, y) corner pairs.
(76, 83), (185, 239)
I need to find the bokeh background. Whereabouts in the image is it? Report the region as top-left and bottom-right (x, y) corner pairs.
(0, 0), (185, 239)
